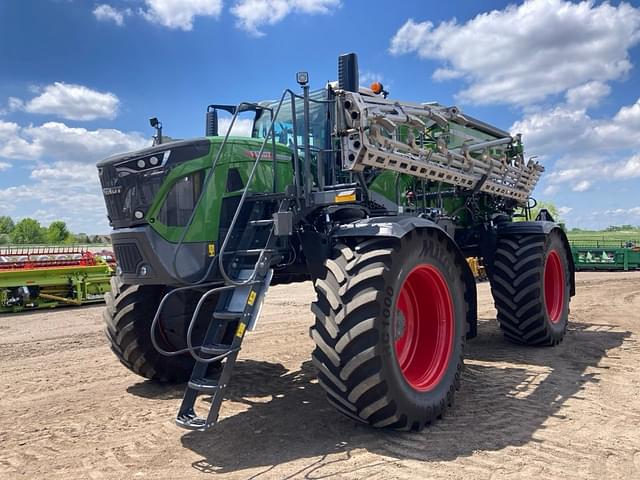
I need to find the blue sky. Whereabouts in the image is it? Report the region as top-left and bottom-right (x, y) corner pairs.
(1, 0), (640, 233)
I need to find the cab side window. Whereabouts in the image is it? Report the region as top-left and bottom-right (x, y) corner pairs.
(157, 171), (204, 226)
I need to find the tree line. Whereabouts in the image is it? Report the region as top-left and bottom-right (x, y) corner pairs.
(0, 216), (109, 245)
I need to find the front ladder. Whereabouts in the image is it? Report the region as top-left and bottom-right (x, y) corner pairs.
(174, 193), (288, 430)
(175, 266), (273, 430)
(150, 90), (296, 431)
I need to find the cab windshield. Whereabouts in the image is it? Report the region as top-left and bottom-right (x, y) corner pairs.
(252, 89), (330, 152)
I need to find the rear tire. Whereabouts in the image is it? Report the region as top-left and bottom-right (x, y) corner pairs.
(310, 229), (468, 431)
(490, 230), (571, 345)
(103, 276), (215, 382)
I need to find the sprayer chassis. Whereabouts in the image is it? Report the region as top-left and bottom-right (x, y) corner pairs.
(98, 53), (575, 432)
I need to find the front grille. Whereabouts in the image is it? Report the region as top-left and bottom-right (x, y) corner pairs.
(98, 165), (163, 228)
(114, 243), (143, 273)
(99, 166), (126, 224)
(105, 191), (126, 224)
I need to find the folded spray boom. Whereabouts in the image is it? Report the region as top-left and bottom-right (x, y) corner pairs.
(338, 91), (543, 203)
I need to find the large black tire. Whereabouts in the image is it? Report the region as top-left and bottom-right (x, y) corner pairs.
(490, 230), (571, 345)
(310, 229), (468, 431)
(103, 276), (215, 382)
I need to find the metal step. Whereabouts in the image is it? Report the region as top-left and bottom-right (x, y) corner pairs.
(212, 310), (243, 320)
(227, 248), (275, 256)
(248, 219), (274, 227)
(200, 343), (235, 356)
(175, 411), (209, 431)
(187, 377), (220, 393)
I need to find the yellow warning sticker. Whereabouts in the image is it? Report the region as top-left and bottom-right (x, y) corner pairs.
(208, 243), (216, 257)
(335, 191), (356, 203)
(247, 290), (257, 306)
(236, 322), (246, 338)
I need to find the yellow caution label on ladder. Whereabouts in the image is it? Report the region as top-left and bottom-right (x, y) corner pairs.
(235, 322), (246, 338)
(247, 290), (257, 306)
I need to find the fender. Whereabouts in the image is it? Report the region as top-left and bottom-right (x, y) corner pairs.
(333, 216), (478, 339)
(497, 221), (576, 297)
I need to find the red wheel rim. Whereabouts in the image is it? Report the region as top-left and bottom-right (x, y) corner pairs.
(395, 264), (454, 392)
(544, 250), (565, 323)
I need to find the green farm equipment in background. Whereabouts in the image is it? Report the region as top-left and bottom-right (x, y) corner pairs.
(0, 246), (114, 313)
(570, 239), (640, 271)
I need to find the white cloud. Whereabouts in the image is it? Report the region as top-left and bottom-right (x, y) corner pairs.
(565, 81), (611, 109)
(217, 117), (253, 136)
(0, 170), (108, 233)
(231, 0), (340, 36)
(7, 97), (24, 112)
(557, 206), (573, 216)
(389, 0), (640, 106)
(432, 68), (464, 82)
(93, 4), (132, 26)
(612, 97), (640, 126)
(0, 120), (41, 160)
(572, 180), (591, 192)
(30, 161), (101, 184)
(539, 153), (640, 196)
(0, 121), (149, 162)
(512, 97), (640, 158)
(520, 97), (640, 196)
(0, 136), (42, 160)
(141, 0), (223, 31)
(0, 120), (20, 140)
(0, 161), (11, 171)
(604, 207), (640, 217)
(13, 82), (120, 121)
(94, 0), (337, 35)
(604, 208), (628, 215)
(613, 155), (640, 178)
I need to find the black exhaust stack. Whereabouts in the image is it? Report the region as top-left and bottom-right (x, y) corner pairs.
(338, 53), (359, 92)
(205, 106), (218, 137)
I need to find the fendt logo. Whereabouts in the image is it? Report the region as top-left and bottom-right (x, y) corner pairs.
(102, 186), (122, 195)
(243, 150), (290, 161)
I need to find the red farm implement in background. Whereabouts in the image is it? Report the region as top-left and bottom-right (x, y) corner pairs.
(0, 246), (113, 313)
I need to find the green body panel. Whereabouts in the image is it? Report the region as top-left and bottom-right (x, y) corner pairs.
(147, 137), (293, 243)
(368, 171), (412, 205)
(368, 170), (467, 220)
(0, 264), (112, 313)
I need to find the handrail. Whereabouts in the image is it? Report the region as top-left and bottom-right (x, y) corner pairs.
(217, 89), (299, 286)
(168, 102), (268, 286)
(150, 280), (258, 360)
(184, 282), (258, 363)
(149, 281), (236, 357)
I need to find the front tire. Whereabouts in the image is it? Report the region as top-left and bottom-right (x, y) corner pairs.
(310, 229), (468, 431)
(103, 277), (216, 382)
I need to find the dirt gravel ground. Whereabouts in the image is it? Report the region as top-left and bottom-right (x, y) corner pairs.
(1, 272), (640, 479)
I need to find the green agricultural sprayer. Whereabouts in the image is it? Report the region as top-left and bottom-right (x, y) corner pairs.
(98, 53), (575, 431)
